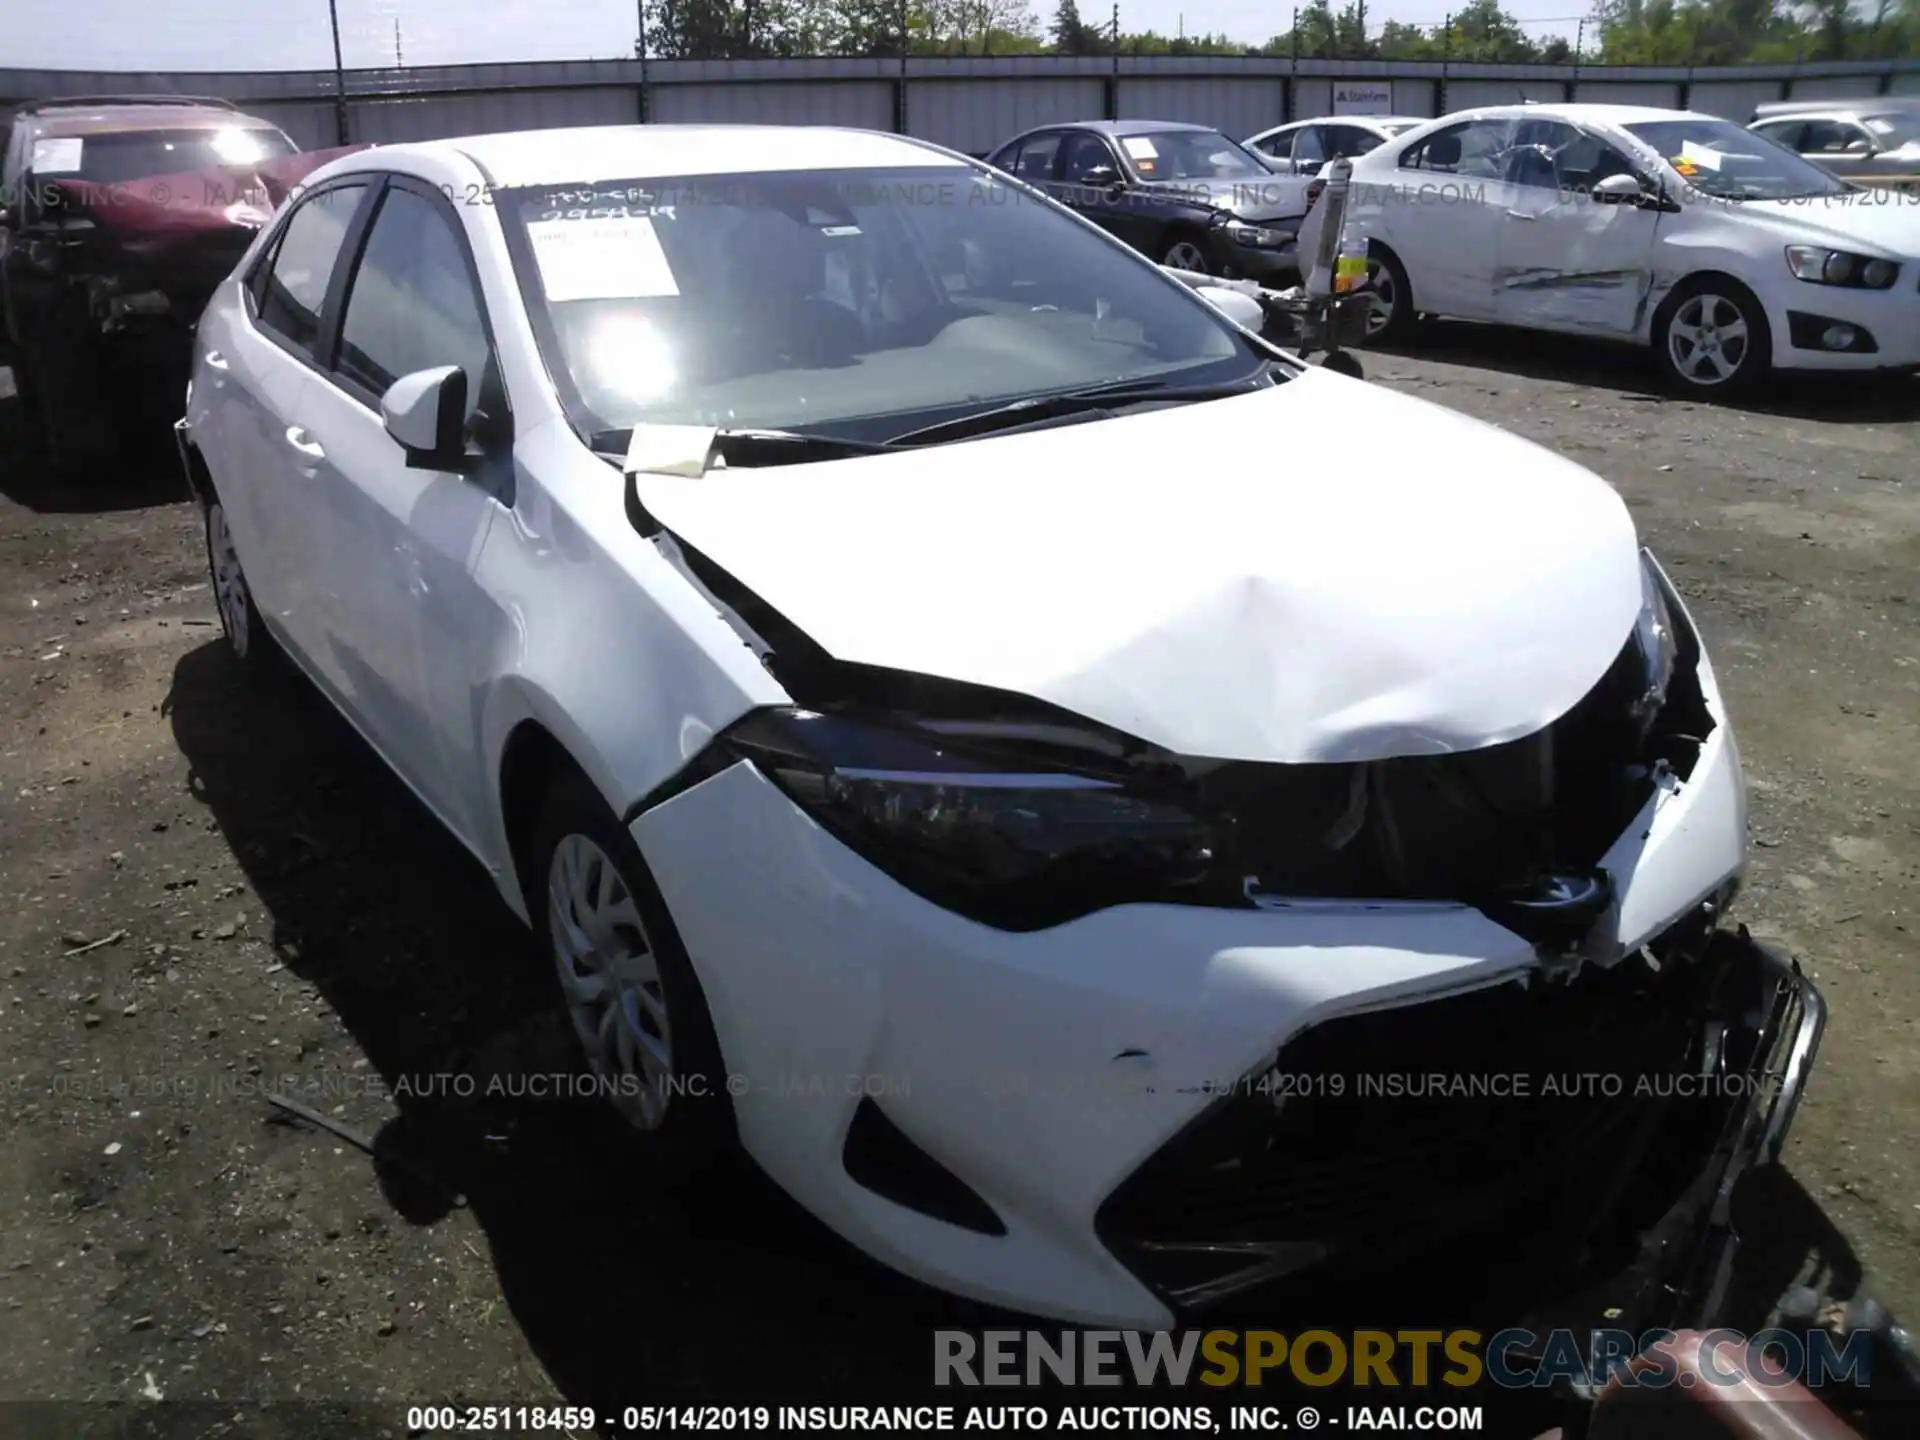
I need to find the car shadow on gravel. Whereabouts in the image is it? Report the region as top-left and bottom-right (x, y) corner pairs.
(161, 640), (984, 1414)
(0, 417), (193, 517)
(161, 639), (1911, 1434)
(1366, 320), (1920, 423)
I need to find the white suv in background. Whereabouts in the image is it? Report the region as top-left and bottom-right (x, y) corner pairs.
(1321, 103), (1920, 394)
(1244, 115), (1428, 174)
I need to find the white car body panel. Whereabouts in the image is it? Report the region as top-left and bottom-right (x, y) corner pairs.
(179, 122), (1762, 1331)
(633, 366), (1644, 766)
(1334, 103), (1920, 369)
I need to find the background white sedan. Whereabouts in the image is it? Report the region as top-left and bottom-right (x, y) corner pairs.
(1320, 103), (1920, 395)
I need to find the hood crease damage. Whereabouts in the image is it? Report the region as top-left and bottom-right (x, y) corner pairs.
(631, 481), (1717, 948)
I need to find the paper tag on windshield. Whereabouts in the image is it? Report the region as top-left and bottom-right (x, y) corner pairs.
(1121, 137), (1159, 160)
(625, 423), (717, 477)
(1678, 141), (1723, 172)
(31, 138), (84, 174)
(527, 215), (679, 303)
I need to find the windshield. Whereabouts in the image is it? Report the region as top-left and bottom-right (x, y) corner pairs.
(55, 127), (298, 184)
(502, 165), (1258, 439)
(1864, 113), (1920, 148)
(1121, 130), (1269, 182)
(1623, 118), (1850, 201)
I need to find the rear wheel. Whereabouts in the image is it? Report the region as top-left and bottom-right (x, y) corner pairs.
(204, 497), (283, 677)
(1364, 245), (1417, 343)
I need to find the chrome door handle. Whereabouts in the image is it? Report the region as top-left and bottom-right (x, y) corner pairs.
(285, 426), (325, 459)
(203, 349), (229, 370)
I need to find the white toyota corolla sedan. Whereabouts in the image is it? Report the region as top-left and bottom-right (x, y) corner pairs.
(1303, 103), (1920, 395)
(176, 124), (1822, 1331)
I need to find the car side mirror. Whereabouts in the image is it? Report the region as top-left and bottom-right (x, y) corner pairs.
(1591, 173), (1644, 204)
(1081, 164), (1122, 190)
(1844, 137), (1876, 156)
(382, 365), (475, 473)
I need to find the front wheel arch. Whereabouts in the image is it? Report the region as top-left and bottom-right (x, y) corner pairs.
(1649, 272), (1774, 395)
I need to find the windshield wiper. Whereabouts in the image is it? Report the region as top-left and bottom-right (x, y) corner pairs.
(883, 374), (1273, 449)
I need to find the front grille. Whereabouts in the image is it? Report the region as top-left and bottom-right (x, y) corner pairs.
(1096, 931), (1755, 1312)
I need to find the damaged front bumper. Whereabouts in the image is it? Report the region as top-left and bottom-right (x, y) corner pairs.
(1094, 922), (1825, 1338)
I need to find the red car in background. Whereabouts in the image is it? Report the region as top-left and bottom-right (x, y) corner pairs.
(0, 94), (365, 475)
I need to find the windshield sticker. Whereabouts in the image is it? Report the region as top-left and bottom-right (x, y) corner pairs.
(821, 225), (862, 236)
(31, 137), (84, 174)
(1679, 141), (1724, 171)
(527, 215), (679, 303)
(1121, 137), (1159, 160)
(1670, 158), (1700, 178)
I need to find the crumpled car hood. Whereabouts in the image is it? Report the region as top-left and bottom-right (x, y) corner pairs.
(632, 367), (1646, 764)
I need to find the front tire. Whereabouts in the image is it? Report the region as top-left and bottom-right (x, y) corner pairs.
(528, 767), (734, 1171)
(1160, 231), (1210, 274)
(1652, 278), (1771, 397)
(204, 497), (283, 677)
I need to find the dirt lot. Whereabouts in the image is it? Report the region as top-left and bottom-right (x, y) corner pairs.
(0, 331), (1916, 1434)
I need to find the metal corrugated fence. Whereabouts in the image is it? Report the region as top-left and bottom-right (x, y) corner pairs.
(5, 55), (1918, 155)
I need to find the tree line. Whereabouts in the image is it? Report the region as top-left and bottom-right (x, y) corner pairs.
(638, 0), (1920, 62)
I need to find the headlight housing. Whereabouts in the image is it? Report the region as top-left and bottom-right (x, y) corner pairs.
(1629, 550), (1678, 743)
(1784, 245), (1900, 289)
(719, 708), (1214, 930)
(1224, 217), (1292, 248)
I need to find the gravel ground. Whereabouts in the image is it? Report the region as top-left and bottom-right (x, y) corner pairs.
(0, 329), (1915, 1436)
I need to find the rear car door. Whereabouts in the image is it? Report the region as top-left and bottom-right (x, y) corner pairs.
(291, 176), (510, 837)
(1374, 116), (1514, 318)
(1493, 122), (1662, 336)
(210, 177), (374, 663)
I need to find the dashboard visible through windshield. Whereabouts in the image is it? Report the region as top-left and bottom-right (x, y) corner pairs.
(500, 164), (1267, 444)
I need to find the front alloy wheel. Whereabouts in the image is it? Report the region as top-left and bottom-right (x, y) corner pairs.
(1656, 283), (1769, 395)
(548, 833), (674, 1130)
(1162, 237), (1209, 273)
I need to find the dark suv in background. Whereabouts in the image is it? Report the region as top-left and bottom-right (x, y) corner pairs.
(1, 95), (313, 474)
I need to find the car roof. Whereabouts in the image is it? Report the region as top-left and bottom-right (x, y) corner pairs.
(14, 98), (281, 138)
(370, 125), (972, 190)
(1001, 119), (1223, 146)
(1425, 102), (1722, 128)
(1752, 96), (1920, 119)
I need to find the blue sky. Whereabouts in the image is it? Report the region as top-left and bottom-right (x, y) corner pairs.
(1, 0), (1586, 70)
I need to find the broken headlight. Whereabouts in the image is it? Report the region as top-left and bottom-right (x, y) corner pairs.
(1629, 550), (1678, 742)
(722, 708), (1214, 930)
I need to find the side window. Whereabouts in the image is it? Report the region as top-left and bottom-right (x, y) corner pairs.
(1291, 126), (1328, 167)
(1061, 132), (1119, 183)
(1326, 125), (1382, 158)
(1249, 127), (1294, 158)
(1011, 132), (1063, 183)
(334, 184), (494, 420)
(1798, 119), (1860, 153)
(1400, 119), (1512, 177)
(254, 183), (369, 358)
(1505, 119), (1578, 188)
(1754, 120), (1805, 152)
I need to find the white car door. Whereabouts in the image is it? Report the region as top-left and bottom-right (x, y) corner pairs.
(1371, 116), (1515, 319)
(213, 178), (376, 664)
(288, 176), (511, 840)
(1493, 121), (1664, 336)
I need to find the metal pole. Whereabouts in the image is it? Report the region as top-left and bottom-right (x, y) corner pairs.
(327, 0), (349, 146)
(636, 0), (649, 123)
